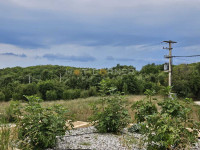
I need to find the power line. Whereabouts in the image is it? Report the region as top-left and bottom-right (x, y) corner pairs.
(173, 55), (200, 58)
(165, 55), (200, 58)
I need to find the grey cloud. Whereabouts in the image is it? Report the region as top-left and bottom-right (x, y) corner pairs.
(0, 52), (27, 58)
(43, 54), (96, 62)
(106, 56), (134, 61)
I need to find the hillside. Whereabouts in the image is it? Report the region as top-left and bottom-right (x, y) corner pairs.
(0, 62), (200, 102)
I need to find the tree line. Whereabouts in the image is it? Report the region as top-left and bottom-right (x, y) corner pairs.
(0, 62), (200, 101)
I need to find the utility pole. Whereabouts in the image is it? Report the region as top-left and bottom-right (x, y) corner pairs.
(163, 40), (177, 96)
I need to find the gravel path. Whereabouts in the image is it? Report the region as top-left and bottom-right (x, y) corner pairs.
(49, 126), (200, 150)
(52, 126), (144, 150)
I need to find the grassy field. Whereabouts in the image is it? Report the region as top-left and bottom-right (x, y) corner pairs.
(1, 95), (200, 122)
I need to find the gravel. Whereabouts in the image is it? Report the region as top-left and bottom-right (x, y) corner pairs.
(48, 127), (200, 150)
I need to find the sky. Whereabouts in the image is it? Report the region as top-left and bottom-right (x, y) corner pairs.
(0, 0), (200, 70)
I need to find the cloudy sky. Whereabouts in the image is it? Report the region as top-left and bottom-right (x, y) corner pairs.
(0, 0), (200, 70)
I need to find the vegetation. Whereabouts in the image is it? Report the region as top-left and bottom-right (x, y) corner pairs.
(90, 80), (130, 133)
(16, 96), (73, 149)
(131, 89), (200, 149)
(0, 63), (199, 102)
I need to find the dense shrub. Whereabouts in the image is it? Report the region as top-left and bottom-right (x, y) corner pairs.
(80, 90), (89, 98)
(142, 113), (199, 150)
(2, 88), (12, 101)
(88, 86), (97, 96)
(12, 93), (23, 100)
(63, 89), (81, 100)
(90, 94), (130, 133)
(38, 80), (54, 100)
(90, 81), (130, 133)
(18, 96), (72, 150)
(46, 90), (57, 100)
(132, 99), (157, 123)
(22, 83), (38, 96)
(4, 100), (22, 123)
(122, 74), (143, 94)
(0, 91), (5, 101)
(132, 88), (200, 149)
(132, 89), (157, 123)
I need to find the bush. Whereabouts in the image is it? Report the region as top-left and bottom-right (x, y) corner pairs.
(22, 83), (38, 96)
(0, 91), (5, 101)
(12, 93), (23, 100)
(63, 89), (81, 100)
(46, 90), (57, 100)
(133, 89), (200, 149)
(88, 86), (97, 96)
(18, 96), (72, 150)
(142, 113), (199, 150)
(80, 90), (89, 98)
(4, 100), (22, 123)
(132, 89), (157, 123)
(90, 94), (130, 133)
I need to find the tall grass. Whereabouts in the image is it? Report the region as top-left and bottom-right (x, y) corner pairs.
(0, 95), (200, 122)
(0, 120), (18, 150)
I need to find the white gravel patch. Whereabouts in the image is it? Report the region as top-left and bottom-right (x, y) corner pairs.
(48, 127), (200, 150)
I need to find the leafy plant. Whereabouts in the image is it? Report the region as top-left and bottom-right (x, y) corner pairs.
(0, 91), (5, 101)
(17, 95), (72, 150)
(90, 94), (130, 133)
(141, 113), (199, 150)
(158, 97), (186, 119)
(90, 81), (130, 133)
(131, 89), (157, 123)
(46, 90), (57, 100)
(134, 89), (200, 150)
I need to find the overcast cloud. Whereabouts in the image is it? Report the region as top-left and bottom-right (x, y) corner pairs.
(0, 0), (200, 70)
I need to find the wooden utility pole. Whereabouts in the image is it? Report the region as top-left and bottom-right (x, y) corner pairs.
(163, 40), (177, 96)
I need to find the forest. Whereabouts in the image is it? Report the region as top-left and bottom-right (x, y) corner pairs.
(0, 62), (200, 101)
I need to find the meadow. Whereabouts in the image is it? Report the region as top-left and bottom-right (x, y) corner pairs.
(1, 95), (200, 122)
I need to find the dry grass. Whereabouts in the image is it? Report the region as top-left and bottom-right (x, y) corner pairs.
(0, 95), (200, 122)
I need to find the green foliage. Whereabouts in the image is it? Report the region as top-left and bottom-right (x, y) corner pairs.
(140, 63), (161, 74)
(46, 90), (57, 100)
(0, 91), (5, 101)
(17, 95), (72, 150)
(132, 100), (157, 123)
(158, 98), (186, 119)
(38, 80), (54, 100)
(122, 74), (143, 94)
(22, 83), (38, 96)
(142, 113), (199, 150)
(88, 86), (97, 96)
(144, 89), (156, 102)
(80, 90), (89, 98)
(122, 83), (128, 94)
(160, 86), (172, 97)
(1, 63), (200, 102)
(132, 89), (157, 123)
(133, 89), (200, 150)
(4, 100), (22, 123)
(63, 89), (81, 100)
(90, 94), (130, 133)
(90, 81), (130, 133)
